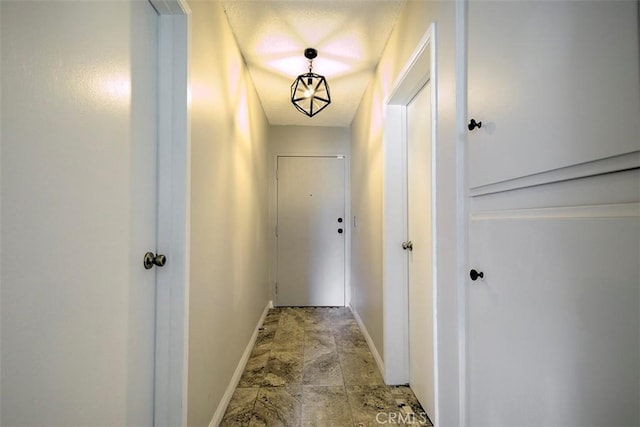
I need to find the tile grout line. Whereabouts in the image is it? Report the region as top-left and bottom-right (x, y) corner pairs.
(221, 307), (429, 426)
(332, 310), (358, 427)
(249, 310), (275, 426)
(255, 308), (284, 426)
(300, 309), (309, 427)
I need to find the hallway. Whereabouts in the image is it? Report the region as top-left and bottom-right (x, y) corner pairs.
(220, 307), (431, 426)
(3, 1), (638, 426)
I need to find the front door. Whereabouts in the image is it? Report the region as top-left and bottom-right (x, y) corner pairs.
(276, 156), (346, 306)
(406, 81), (435, 418)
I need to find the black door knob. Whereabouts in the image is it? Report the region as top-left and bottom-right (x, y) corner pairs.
(468, 118), (482, 131)
(469, 269), (484, 281)
(154, 254), (167, 267)
(144, 252), (167, 270)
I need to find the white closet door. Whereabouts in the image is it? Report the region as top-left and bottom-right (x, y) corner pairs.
(407, 81), (435, 419)
(1, 2), (159, 425)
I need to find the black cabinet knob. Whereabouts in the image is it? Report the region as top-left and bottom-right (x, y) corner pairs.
(402, 241), (413, 251)
(468, 118), (482, 131)
(338, 218), (343, 223)
(469, 269), (484, 281)
(338, 228), (343, 234)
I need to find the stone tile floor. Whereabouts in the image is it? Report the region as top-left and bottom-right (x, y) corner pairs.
(220, 307), (432, 427)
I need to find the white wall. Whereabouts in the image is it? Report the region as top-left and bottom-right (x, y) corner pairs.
(269, 126), (350, 155)
(350, 1), (461, 424)
(267, 125), (351, 304)
(186, 2), (270, 426)
(0, 3), (3, 423)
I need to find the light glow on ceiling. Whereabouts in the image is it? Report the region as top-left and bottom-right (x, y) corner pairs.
(223, 0), (405, 126)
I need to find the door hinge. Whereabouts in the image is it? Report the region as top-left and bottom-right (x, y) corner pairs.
(275, 282), (278, 295)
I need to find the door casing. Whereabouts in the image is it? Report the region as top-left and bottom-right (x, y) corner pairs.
(381, 23), (438, 422)
(149, 1), (191, 426)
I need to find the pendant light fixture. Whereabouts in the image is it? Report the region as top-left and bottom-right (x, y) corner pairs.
(291, 48), (331, 117)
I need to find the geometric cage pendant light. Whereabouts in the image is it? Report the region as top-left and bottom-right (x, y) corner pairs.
(290, 48), (331, 117)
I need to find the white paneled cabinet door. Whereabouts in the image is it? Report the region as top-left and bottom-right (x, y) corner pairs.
(467, 1), (640, 426)
(406, 82), (435, 419)
(468, 1), (639, 188)
(1, 1), (159, 425)
(276, 156), (346, 306)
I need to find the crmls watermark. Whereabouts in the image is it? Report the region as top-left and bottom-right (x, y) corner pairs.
(374, 411), (429, 425)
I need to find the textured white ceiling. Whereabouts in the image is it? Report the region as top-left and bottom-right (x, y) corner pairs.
(222, 0), (404, 127)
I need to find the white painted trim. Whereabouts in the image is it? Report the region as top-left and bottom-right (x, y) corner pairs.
(0, 3), (3, 423)
(471, 202), (640, 220)
(350, 305), (385, 381)
(154, 3), (191, 427)
(455, 1), (468, 426)
(386, 28), (433, 106)
(381, 25), (439, 424)
(469, 151), (640, 197)
(344, 157), (352, 307)
(273, 151), (350, 157)
(150, 0), (189, 15)
(429, 26), (440, 427)
(208, 301), (273, 427)
(382, 104), (409, 385)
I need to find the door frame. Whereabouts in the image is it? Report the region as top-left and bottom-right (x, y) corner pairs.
(149, 1), (191, 426)
(381, 23), (438, 419)
(272, 154), (351, 307)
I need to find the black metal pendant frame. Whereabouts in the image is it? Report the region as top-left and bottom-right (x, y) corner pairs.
(290, 48), (331, 117)
(290, 72), (331, 117)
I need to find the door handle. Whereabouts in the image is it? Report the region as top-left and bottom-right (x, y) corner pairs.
(144, 252), (167, 270)
(402, 241), (413, 251)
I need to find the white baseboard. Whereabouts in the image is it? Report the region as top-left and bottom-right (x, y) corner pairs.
(208, 300), (272, 427)
(349, 305), (385, 382)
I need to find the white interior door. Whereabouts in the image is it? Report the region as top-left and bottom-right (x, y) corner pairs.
(1, 2), (159, 425)
(276, 156), (346, 306)
(406, 82), (435, 418)
(129, 1), (160, 425)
